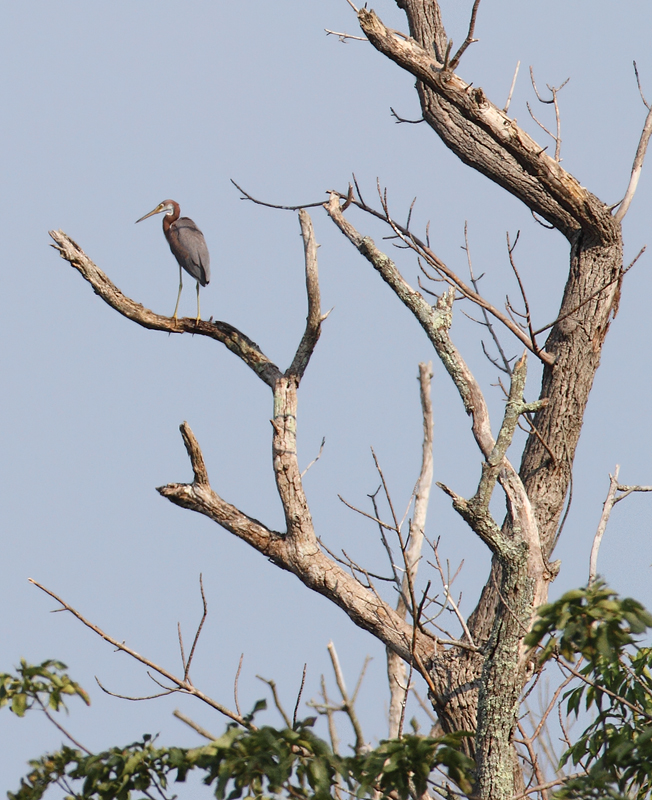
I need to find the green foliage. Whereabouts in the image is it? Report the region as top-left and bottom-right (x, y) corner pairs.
(10, 727), (475, 800)
(193, 720), (345, 800)
(526, 582), (652, 799)
(5, 671), (475, 800)
(554, 645), (652, 800)
(0, 660), (89, 718)
(9, 738), (172, 800)
(348, 732), (474, 798)
(525, 580), (652, 666)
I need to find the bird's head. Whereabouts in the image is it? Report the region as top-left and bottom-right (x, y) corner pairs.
(135, 200), (179, 223)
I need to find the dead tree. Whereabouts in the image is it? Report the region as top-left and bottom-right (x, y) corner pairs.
(47, 3), (652, 799)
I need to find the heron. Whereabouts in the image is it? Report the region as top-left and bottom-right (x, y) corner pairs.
(136, 199), (210, 323)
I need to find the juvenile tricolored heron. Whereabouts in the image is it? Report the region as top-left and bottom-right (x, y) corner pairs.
(136, 199), (210, 322)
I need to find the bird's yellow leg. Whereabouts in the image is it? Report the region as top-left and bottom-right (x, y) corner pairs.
(172, 265), (183, 320)
(195, 280), (201, 324)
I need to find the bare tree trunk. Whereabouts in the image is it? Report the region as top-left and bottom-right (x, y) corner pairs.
(352, 3), (625, 797)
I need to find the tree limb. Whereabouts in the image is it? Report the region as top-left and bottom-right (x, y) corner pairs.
(358, 8), (615, 241)
(287, 210), (324, 379)
(388, 362), (435, 737)
(613, 99), (652, 223)
(29, 578), (252, 729)
(48, 229), (283, 389)
(158, 422), (436, 667)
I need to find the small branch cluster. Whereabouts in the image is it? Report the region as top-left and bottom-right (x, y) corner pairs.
(325, 188), (554, 366)
(308, 642), (370, 755)
(437, 354), (545, 559)
(29, 577), (252, 729)
(527, 67), (570, 162)
(589, 465), (652, 585)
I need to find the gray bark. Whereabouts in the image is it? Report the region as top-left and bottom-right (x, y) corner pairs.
(351, 3), (625, 798)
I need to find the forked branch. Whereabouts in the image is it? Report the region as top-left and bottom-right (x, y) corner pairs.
(589, 465), (652, 585)
(613, 72), (652, 222)
(439, 354), (545, 557)
(28, 578), (252, 728)
(158, 422), (435, 666)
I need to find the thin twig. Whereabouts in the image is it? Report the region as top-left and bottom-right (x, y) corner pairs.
(516, 721), (549, 800)
(512, 779), (566, 799)
(256, 675), (292, 728)
(506, 231), (539, 357)
(231, 179), (324, 211)
(177, 623), (186, 674)
(318, 537), (394, 584)
(530, 672), (575, 743)
(431, 543), (475, 647)
(367, 487), (407, 601)
(95, 676), (175, 701)
(533, 248), (644, 336)
(352, 655), (372, 703)
(634, 60), (651, 109)
(185, 574), (208, 682)
(324, 28), (367, 42)
(173, 709), (217, 741)
(292, 664), (307, 728)
(614, 62), (652, 222)
(390, 107), (425, 124)
(371, 447), (402, 534)
(38, 700), (92, 755)
(504, 61), (521, 113)
(413, 689), (439, 725)
(30, 578), (252, 728)
(338, 493), (398, 533)
(234, 653), (244, 718)
(450, 0), (482, 69)
(463, 222), (514, 374)
(301, 437), (326, 478)
(327, 642), (367, 754)
(555, 656), (652, 720)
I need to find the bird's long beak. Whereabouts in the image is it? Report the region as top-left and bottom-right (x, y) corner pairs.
(135, 203), (165, 224)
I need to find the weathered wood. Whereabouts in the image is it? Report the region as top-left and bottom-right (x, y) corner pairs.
(345, 3), (626, 797)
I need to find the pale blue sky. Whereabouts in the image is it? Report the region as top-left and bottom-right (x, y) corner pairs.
(2, 1), (652, 794)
